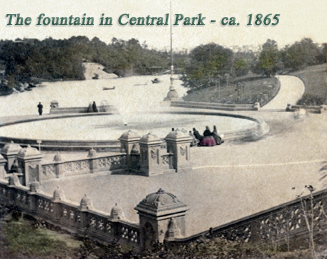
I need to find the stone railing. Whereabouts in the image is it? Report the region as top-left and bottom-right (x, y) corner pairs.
(40, 153), (126, 182)
(171, 101), (259, 111)
(50, 104), (117, 114)
(170, 188), (327, 248)
(0, 181), (140, 248)
(286, 104), (326, 114)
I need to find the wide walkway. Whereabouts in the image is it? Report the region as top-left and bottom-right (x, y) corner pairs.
(262, 75), (305, 110)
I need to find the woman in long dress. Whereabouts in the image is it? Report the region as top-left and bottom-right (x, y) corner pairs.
(200, 126), (216, 146)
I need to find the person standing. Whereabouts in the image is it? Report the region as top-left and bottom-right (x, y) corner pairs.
(92, 101), (98, 112)
(37, 102), (43, 116)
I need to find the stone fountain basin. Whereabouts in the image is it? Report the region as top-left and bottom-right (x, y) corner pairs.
(0, 111), (267, 151)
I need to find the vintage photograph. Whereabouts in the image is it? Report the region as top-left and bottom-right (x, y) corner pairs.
(0, 0), (327, 258)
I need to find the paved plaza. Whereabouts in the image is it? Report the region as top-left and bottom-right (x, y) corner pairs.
(2, 75), (326, 236)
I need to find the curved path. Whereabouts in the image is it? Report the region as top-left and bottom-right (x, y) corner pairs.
(262, 75), (305, 110)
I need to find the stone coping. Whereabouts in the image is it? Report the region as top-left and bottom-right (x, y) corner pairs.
(0, 109), (269, 151)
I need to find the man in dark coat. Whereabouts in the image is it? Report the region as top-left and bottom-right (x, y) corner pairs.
(193, 128), (203, 142)
(92, 101), (98, 112)
(37, 102), (43, 115)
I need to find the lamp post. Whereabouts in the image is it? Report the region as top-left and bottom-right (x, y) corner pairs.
(164, 0), (180, 102)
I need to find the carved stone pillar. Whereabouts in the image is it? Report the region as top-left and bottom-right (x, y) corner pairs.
(135, 188), (188, 250)
(139, 133), (163, 176)
(164, 129), (193, 173)
(119, 130), (141, 171)
(16, 145), (43, 186)
(1, 141), (21, 173)
(0, 154), (7, 181)
(87, 148), (98, 173)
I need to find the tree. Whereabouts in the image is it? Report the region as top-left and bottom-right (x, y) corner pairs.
(283, 38), (321, 71)
(255, 40), (283, 77)
(182, 43), (234, 90)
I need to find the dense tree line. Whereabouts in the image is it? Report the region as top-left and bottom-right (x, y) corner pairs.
(0, 36), (325, 92)
(0, 36), (181, 88)
(182, 38), (326, 91)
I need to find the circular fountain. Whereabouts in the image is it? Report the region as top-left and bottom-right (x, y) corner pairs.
(0, 75), (269, 151)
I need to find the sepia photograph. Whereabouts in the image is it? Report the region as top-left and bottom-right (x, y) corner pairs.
(0, 0), (327, 258)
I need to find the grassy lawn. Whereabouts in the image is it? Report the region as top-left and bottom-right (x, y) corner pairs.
(183, 74), (279, 105)
(290, 64), (327, 105)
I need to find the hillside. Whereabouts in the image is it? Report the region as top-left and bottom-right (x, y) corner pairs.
(83, 62), (117, 80)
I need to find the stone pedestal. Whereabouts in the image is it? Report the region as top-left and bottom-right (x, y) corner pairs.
(0, 154), (7, 181)
(50, 100), (59, 109)
(135, 188), (188, 250)
(253, 102), (261, 111)
(1, 141), (21, 173)
(139, 133), (163, 176)
(87, 148), (98, 173)
(16, 145), (43, 186)
(119, 130), (141, 170)
(53, 152), (65, 178)
(164, 130), (193, 173)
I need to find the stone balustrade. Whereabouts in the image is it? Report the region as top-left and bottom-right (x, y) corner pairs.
(0, 180), (140, 248)
(170, 188), (327, 249)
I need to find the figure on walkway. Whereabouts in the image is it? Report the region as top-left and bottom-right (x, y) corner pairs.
(193, 128), (203, 143)
(37, 102), (43, 115)
(189, 131), (198, 147)
(200, 126), (216, 146)
(213, 125), (224, 145)
(92, 101), (98, 112)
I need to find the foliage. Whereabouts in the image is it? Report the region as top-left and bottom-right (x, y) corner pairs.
(282, 38), (322, 71)
(233, 51), (256, 77)
(0, 37), (188, 88)
(255, 39), (283, 77)
(296, 93), (325, 106)
(182, 43), (234, 90)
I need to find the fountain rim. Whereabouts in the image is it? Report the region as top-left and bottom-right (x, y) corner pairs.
(0, 110), (269, 151)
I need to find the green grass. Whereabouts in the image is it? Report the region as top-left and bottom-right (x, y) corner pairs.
(184, 74), (279, 105)
(3, 220), (78, 258)
(290, 64), (327, 105)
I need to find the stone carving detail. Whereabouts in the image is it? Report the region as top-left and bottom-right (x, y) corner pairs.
(43, 165), (56, 176)
(151, 148), (157, 160)
(29, 164), (39, 182)
(64, 160), (90, 174)
(162, 155), (169, 165)
(180, 146), (186, 156)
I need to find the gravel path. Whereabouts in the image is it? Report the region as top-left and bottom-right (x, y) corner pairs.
(263, 75), (305, 110)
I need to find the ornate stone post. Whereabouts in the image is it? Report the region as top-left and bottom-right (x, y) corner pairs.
(87, 148), (98, 173)
(1, 141), (21, 173)
(164, 129), (193, 173)
(53, 152), (65, 179)
(16, 145), (43, 186)
(135, 188), (188, 250)
(0, 154), (7, 181)
(139, 133), (163, 176)
(78, 194), (93, 235)
(119, 130), (141, 170)
(52, 186), (65, 224)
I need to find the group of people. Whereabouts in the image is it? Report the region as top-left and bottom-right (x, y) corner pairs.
(191, 126), (224, 147)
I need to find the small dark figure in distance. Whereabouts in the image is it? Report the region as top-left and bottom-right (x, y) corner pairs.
(92, 101), (98, 112)
(213, 125), (224, 145)
(37, 102), (43, 115)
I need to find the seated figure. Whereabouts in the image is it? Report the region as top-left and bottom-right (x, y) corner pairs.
(193, 128), (203, 143)
(213, 125), (224, 145)
(200, 126), (216, 146)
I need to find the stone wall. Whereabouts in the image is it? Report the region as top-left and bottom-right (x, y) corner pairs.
(170, 188), (327, 249)
(0, 181), (140, 248)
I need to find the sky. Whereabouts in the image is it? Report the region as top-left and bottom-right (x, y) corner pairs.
(1, 0), (327, 51)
